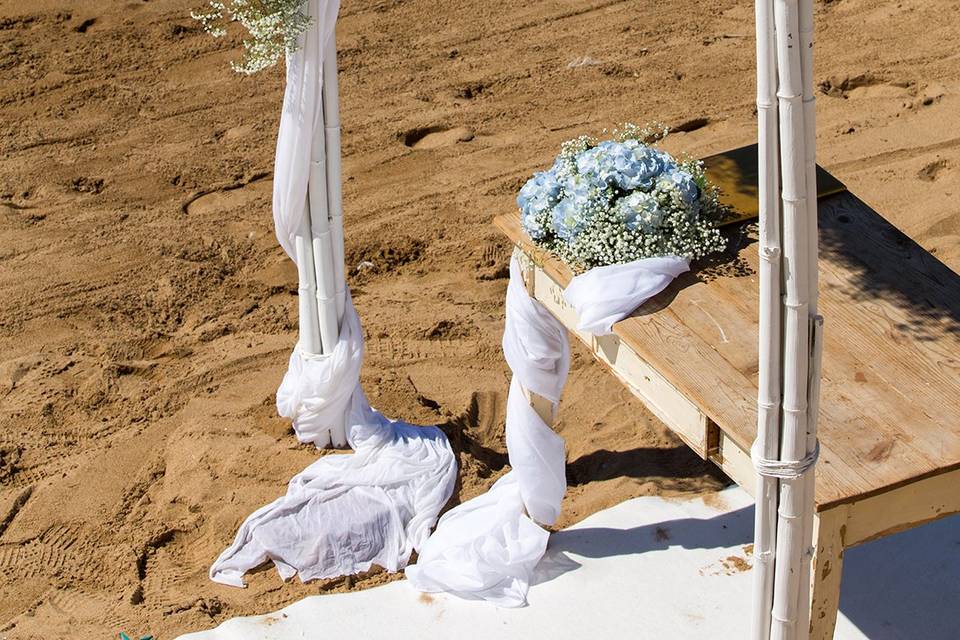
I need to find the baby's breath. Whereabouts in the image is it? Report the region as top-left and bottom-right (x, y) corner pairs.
(517, 124), (726, 272)
(192, 0), (312, 74)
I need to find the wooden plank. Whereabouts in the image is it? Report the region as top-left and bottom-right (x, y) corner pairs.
(522, 256), (710, 456)
(494, 187), (960, 510)
(808, 507), (847, 640)
(842, 466), (960, 547)
(710, 430), (756, 497)
(815, 194), (960, 446)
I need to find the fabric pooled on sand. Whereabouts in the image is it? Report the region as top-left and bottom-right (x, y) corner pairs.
(210, 296), (457, 587)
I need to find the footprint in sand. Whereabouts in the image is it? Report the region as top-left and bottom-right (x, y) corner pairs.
(183, 177), (272, 216)
(402, 125), (474, 150)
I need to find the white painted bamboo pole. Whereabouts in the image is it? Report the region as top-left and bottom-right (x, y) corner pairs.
(750, 0), (783, 638)
(796, 314), (823, 637)
(322, 34), (347, 322)
(294, 213), (323, 356)
(308, 122), (340, 356)
(795, 0), (821, 633)
(308, 97), (347, 448)
(770, 0), (812, 638)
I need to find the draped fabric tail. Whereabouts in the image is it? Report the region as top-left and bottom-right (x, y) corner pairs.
(211, 294), (457, 587)
(563, 257), (690, 335)
(407, 253), (687, 605)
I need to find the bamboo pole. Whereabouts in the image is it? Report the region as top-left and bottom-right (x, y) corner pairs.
(308, 121), (340, 356)
(750, 0), (783, 637)
(770, 0), (812, 638)
(317, 32), (348, 448)
(794, 0), (820, 633)
(306, 136), (341, 450)
(294, 214), (322, 356)
(322, 34), (347, 322)
(797, 315), (823, 636)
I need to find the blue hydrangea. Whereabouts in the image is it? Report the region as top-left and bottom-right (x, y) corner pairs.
(551, 196), (584, 241)
(559, 171), (597, 202)
(550, 176), (605, 240)
(656, 169), (700, 207)
(517, 168), (561, 211)
(576, 141), (677, 191)
(617, 191), (664, 232)
(518, 168), (563, 239)
(513, 128), (725, 269)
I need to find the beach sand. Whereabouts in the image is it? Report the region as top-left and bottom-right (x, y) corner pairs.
(0, 0), (957, 637)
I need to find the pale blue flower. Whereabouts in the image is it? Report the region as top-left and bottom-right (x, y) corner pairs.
(513, 127), (725, 268)
(551, 176), (609, 242)
(618, 191), (664, 232)
(551, 196), (585, 241)
(518, 167), (564, 240)
(577, 141), (676, 191)
(657, 169), (700, 207)
(517, 168), (561, 211)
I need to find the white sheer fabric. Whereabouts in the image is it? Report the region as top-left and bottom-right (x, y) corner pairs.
(407, 253), (684, 606)
(210, 293), (457, 587)
(272, 0), (340, 262)
(406, 258), (569, 605)
(212, 0), (688, 599)
(210, 0), (457, 588)
(563, 257), (689, 335)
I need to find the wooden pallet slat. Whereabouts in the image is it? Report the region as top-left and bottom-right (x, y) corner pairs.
(495, 188), (960, 512)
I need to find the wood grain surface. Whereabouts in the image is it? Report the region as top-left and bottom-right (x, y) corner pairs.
(495, 190), (960, 509)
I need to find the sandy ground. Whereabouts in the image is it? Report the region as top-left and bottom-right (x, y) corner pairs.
(0, 0), (957, 638)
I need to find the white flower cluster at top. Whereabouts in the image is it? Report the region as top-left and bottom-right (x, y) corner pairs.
(192, 0), (312, 74)
(517, 124), (726, 272)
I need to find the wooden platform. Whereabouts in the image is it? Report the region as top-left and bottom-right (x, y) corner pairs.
(496, 187), (960, 638)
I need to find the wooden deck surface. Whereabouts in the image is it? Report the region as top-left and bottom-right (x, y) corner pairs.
(495, 191), (960, 509)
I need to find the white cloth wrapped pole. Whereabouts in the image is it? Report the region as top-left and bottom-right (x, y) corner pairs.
(272, 0), (340, 263)
(211, 295), (457, 586)
(211, 0), (456, 588)
(406, 257), (568, 606)
(274, 0), (343, 446)
(407, 253), (685, 606)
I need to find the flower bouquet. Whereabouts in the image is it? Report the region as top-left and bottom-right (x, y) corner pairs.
(517, 124), (726, 272)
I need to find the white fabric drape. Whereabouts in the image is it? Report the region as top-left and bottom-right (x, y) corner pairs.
(406, 253), (685, 606)
(213, 0), (690, 599)
(272, 0), (340, 262)
(210, 0), (456, 588)
(210, 296), (458, 587)
(563, 257), (689, 335)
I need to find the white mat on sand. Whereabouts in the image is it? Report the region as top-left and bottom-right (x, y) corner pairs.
(180, 486), (960, 639)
